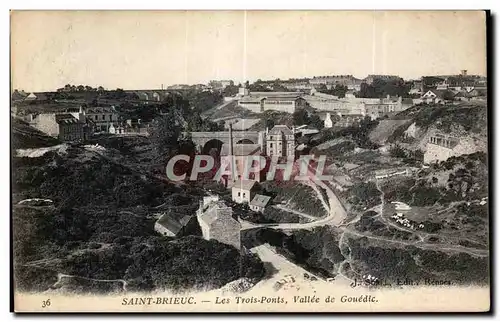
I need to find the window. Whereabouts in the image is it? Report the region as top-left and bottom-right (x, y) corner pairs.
(102, 115), (105, 120)
(109, 114), (112, 121)
(270, 143), (273, 148)
(243, 193), (246, 198)
(238, 192), (241, 197)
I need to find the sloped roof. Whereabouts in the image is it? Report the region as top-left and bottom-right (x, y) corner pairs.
(239, 96), (265, 103)
(249, 194), (271, 208)
(11, 90), (28, 101)
(198, 201), (235, 226)
(268, 125), (293, 136)
(86, 106), (116, 114)
(55, 114), (84, 124)
(156, 213), (193, 235)
(232, 179), (257, 191)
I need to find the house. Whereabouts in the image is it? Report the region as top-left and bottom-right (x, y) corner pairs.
(23, 92), (49, 103)
(231, 179), (258, 204)
(424, 133), (481, 163)
(84, 106), (119, 133)
(196, 196), (241, 249)
(154, 212), (197, 237)
(420, 89), (454, 104)
(324, 112), (334, 128)
(11, 90), (28, 102)
(364, 95), (405, 118)
(55, 114), (86, 141)
(27, 110), (92, 141)
(335, 114), (366, 128)
(266, 125), (295, 158)
(249, 194), (271, 212)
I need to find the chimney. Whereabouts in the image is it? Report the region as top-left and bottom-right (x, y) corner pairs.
(228, 123), (234, 156)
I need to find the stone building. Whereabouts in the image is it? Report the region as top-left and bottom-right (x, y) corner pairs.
(27, 110), (92, 141)
(196, 196), (241, 249)
(424, 133), (481, 164)
(266, 125), (295, 158)
(84, 106), (119, 133)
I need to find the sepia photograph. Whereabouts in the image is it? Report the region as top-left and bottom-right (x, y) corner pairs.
(9, 9), (490, 313)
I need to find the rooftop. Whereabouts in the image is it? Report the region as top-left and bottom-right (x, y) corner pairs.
(156, 213), (193, 235)
(268, 125), (294, 136)
(232, 179), (258, 191)
(249, 194), (271, 208)
(198, 201), (235, 226)
(55, 114), (84, 125)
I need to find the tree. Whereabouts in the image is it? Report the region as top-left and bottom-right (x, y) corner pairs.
(332, 84), (348, 98)
(442, 90), (455, 101)
(148, 114), (182, 158)
(265, 118), (275, 130)
(77, 85), (85, 92)
(309, 114), (324, 130)
(293, 109), (310, 126)
(97, 86), (105, 93)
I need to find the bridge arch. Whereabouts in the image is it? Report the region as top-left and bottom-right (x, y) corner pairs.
(202, 139), (224, 155)
(236, 138), (255, 144)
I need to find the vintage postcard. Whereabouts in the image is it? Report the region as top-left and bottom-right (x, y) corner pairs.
(10, 10), (490, 312)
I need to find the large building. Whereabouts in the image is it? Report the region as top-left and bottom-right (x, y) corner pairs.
(424, 133), (481, 164)
(266, 125), (295, 158)
(309, 75), (362, 90)
(364, 95), (412, 118)
(238, 91), (307, 114)
(84, 106), (119, 133)
(196, 196), (241, 249)
(26, 110), (92, 141)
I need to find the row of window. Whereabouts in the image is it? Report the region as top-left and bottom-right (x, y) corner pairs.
(89, 114), (115, 121)
(265, 101), (294, 105)
(237, 192), (247, 198)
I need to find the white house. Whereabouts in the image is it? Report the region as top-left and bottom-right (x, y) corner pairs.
(231, 179), (257, 204)
(324, 112), (333, 128)
(249, 194), (271, 212)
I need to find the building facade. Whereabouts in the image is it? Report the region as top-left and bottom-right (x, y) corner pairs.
(231, 179), (257, 204)
(249, 194), (271, 212)
(424, 133), (481, 164)
(266, 125), (295, 158)
(84, 106), (119, 133)
(197, 196), (241, 249)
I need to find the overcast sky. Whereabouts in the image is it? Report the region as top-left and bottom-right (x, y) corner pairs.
(11, 10), (487, 92)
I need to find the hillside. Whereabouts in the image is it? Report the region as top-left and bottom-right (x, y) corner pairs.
(12, 142), (265, 293)
(11, 117), (61, 149)
(365, 104), (488, 155)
